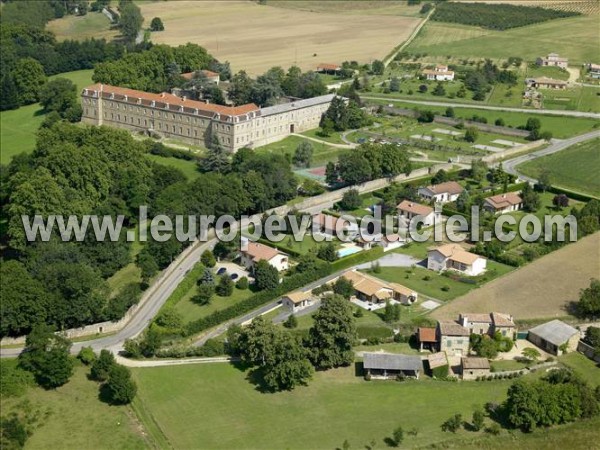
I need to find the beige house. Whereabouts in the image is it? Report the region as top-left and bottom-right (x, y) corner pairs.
(527, 320), (579, 356)
(240, 241), (289, 273)
(483, 192), (523, 214)
(427, 244), (487, 276)
(537, 53), (568, 69)
(526, 77), (568, 90)
(342, 270), (417, 305)
(422, 65), (455, 81)
(461, 357), (490, 380)
(397, 200), (435, 227)
(418, 181), (464, 204)
(181, 69), (220, 85)
(282, 291), (313, 313)
(437, 321), (470, 356)
(459, 312), (516, 338)
(312, 213), (359, 237)
(379, 233), (406, 252)
(81, 84), (334, 152)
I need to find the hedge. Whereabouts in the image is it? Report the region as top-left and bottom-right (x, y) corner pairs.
(161, 262), (205, 310)
(257, 238), (303, 258)
(545, 185), (599, 203)
(330, 246), (384, 271)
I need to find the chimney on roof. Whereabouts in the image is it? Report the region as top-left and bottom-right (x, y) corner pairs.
(160, 93), (165, 98)
(182, 96), (186, 101)
(502, 194), (506, 198)
(205, 100), (209, 104)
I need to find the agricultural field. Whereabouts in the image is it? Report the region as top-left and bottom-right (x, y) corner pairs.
(269, 1), (424, 17)
(519, 139), (600, 197)
(46, 10), (118, 41)
(0, 69), (94, 164)
(406, 15), (599, 65)
(456, 1), (600, 16)
(138, 1), (422, 75)
(0, 362), (148, 449)
(431, 232), (600, 321)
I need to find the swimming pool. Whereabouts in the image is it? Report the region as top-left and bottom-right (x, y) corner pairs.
(337, 246), (363, 258)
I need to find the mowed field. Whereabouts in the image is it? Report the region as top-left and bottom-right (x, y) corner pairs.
(46, 10), (118, 41)
(431, 232), (600, 321)
(139, 1), (422, 75)
(406, 14), (599, 64)
(519, 139), (600, 197)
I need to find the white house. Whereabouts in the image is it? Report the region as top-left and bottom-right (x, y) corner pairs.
(427, 244), (487, 276)
(418, 181), (464, 204)
(240, 240), (289, 273)
(397, 200), (436, 227)
(379, 233), (406, 252)
(281, 291), (313, 313)
(483, 192), (523, 214)
(422, 65), (455, 81)
(586, 63), (600, 79)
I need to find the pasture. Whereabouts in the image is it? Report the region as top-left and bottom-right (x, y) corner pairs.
(406, 15), (599, 65)
(138, 1), (422, 75)
(46, 10), (118, 41)
(519, 139), (600, 197)
(431, 232), (600, 321)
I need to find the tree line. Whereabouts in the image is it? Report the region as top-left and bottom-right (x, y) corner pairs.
(431, 2), (579, 30)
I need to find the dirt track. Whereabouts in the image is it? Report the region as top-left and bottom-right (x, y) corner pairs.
(431, 232), (600, 320)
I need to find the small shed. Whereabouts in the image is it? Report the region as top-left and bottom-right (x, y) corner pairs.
(363, 353), (422, 379)
(527, 320), (579, 355)
(418, 327), (437, 351)
(427, 352), (449, 378)
(461, 357), (490, 380)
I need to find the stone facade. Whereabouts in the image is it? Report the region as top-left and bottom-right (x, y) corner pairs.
(81, 83), (334, 152)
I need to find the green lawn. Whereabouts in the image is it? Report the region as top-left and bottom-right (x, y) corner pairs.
(1, 362), (148, 449)
(0, 69), (94, 164)
(47, 11), (118, 41)
(490, 359), (530, 372)
(254, 134), (347, 167)
(300, 128), (347, 145)
(559, 352), (600, 387)
(519, 139), (600, 198)
(174, 283), (254, 324)
(274, 233), (334, 255)
(145, 154), (202, 180)
(132, 362), (512, 450)
(406, 15), (600, 65)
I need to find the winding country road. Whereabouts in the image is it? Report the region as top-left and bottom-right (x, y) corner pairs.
(362, 96), (600, 120)
(501, 130), (600, 183)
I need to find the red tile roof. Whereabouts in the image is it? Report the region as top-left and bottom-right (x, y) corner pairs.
(397, 200), (433, 216)
(242, 242), (282, 262)
(82, 83), (258, 119)
(418, 327), (437, 343)
(317, 63), (341, 71)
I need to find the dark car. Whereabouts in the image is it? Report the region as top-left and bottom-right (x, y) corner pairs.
(217, 267), (227, 276)
(230, 273), (239, 280)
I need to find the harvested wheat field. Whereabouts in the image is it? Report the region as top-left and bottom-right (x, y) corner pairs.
(139, 1), (422, 75)
(431, 232), (600, 321)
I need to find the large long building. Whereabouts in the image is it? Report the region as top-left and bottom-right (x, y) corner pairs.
(81, 83), (334, 152)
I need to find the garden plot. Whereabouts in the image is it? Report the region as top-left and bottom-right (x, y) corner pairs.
(410, 134), (442, 142)
(472, 144), (506, 152)
(491, 139), (521, 147)
(432, 128), (462, 136)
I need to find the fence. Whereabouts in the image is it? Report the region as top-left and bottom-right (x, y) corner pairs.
(577, 340), (600, 363)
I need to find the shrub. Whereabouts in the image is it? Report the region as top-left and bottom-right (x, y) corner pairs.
(236, 276), (249, 290)
(441, 285), (450, 292)
(77, 347), (96, 365)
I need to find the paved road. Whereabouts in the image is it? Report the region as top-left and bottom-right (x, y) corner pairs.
(362, 96), (600, 119)
(501, 130), (600, 183)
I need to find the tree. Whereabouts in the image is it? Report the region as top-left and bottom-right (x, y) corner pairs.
(339, 189), (361, 210)
(325, 161), (339, 185)
(216, 274), (234, 297)
(193, 282), (214, 305)
(201, 250), (216, 267)
(433, 83), (446, 96)
(391, 426), (404, 446)
(283, 314), (298, 329)
(39, 78), (78, 117)
(90, 349), (115, 381)
(261, 332), (314, 391)
(19, 325), (74, 389)
(236, 276), (249, 289)
(470, 159), (488, 182)
(137, 252), (159, 284)
(445, 106), (455, 118)
(119, 1), (143, 41)
(104, 363), (137, 404)
(383, 301), (401, 323)
(149, 17), (164, 31)
(521, 183), (540, 212)
(495, 118), (505, 126)
(1, 74), (20, 111)
(521, 347), (541, 362)
(390, 77), (400, 92)
(254, 260), (279, 291)
(431, 169), (450, 184)
(441, 414), (463, 433)
(333, 277), (355, 299)
(553, 194), (569, 209)
(337, 152), (372, 185)
(293, 141), (313, 168)
(538, 169), (551, 192)
(77, 347), (96, 365)
(472, 408), (485, 431)
(238, 316), (279, 365)
(578, 279), (600, 319)
(12, 57), (47, 105)
(307, 294), (356, 369)
(202, 134), (230, 173)
(464, 127), (479, 143)
(371, 60), (385, 75)
(419, 84), (428, 93)
(456, 189), (471, 213)
(317, 242), (338, 262)
(199, 268), (215, 286)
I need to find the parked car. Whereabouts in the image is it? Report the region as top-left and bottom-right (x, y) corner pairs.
(230, 273), (239, 280)
(217, 267), (227, 276)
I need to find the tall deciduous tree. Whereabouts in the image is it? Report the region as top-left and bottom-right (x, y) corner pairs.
(105, 363), (137, 404)
(254, 260), (279, 291)
(307, 294), (356, 369)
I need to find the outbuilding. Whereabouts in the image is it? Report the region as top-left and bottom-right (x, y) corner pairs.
(527, 319), (579, 355)
(363, 353), (422, 379)
(461, 357), (490, 380)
